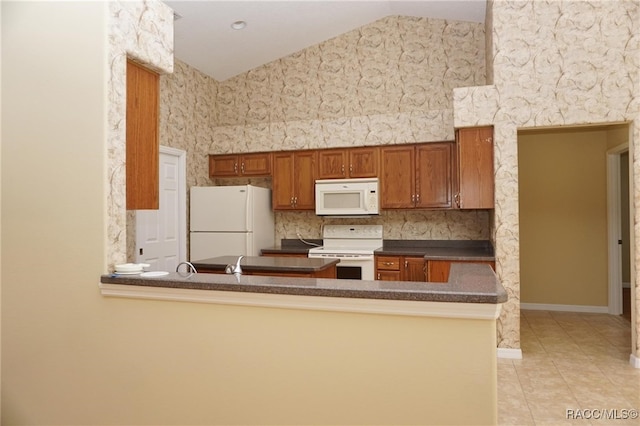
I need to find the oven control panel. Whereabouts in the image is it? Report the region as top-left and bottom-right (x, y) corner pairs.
(322, 225), (383, 239)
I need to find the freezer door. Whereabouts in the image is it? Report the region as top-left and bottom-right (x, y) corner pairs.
(190, 186), (249, 232)
(189, 232), (254, 262)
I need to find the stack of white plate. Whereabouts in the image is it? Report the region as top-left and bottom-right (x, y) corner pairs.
(114, 263), (149, 275)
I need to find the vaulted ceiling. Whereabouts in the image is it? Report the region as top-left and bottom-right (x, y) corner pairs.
(164, 1), (487, 81)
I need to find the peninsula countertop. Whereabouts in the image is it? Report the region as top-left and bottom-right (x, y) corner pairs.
(191, 255), (338, 273)
(100, 262), (507, 304)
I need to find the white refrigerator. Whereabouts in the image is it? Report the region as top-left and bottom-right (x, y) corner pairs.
(189, 185), (275, 261)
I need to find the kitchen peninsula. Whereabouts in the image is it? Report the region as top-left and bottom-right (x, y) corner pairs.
(100, 263), (506, 424)
(191, 255), (338, 278)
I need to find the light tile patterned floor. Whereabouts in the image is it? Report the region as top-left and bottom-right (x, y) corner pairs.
(498, 310), (640, 425)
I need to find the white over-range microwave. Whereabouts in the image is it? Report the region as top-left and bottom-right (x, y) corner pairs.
(315, 178), (380, 216)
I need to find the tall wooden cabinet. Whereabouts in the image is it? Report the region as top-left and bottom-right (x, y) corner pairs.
(456, 127), (494, 209)
(126, 59), (159, 210)
(380, 142), (454, 209)
(272, 151), (316, 210)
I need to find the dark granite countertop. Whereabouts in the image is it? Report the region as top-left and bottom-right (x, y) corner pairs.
(100, 262), (507, 304)
(262, 239), (495, 261)
(191, 255), (338, 272)
(376, 240), (495, 261)
(261, 239), (321, 255)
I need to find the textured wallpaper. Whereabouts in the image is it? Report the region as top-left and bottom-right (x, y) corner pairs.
(157, 15), (489, 244)
(454, 0), (640, 352)
(211, 15), (485, 153)
(107, 0), (174, 269)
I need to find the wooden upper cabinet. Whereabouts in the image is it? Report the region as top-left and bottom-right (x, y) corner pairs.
(456, 127), (494, 209)
(416, 142), (454, 209)
(126, 59), (159, 210)
(381, 143), (454, 209)
(349, 147), (379, 178)
(380, 145), (416, 208)
(272, 151), (316, 210)
(316, 149), (347, 179)
(209, 152), (272, 178)
(316, 147), (379, 179)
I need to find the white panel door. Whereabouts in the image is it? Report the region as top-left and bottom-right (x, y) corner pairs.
(136, 147), (186, 272)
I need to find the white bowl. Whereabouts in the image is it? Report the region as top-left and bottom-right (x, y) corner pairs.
(115, 263), (144, 273)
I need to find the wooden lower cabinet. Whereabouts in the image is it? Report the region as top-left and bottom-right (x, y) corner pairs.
(427, 260), (495, 283)
(375, 255), (426, 282)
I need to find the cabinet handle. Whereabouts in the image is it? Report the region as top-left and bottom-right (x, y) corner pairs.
(350, 164), (353, 173)
(455, 193), (460, 208)
(294, 196), (298, 205)
(290, 197), (294, 207)
(383, 262), (393, 266)
(377, 273), (381, 280)
(404, 260), (408, 269)
(416, 194), (420, 203)
(241, 163), (245, 174)
(234, 163), (238, 173)
(341, 164), (345, 175)
(411, 194), (415, 203)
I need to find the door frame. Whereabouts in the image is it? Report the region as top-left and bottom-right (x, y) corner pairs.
(135, 145), (187, 266)
(606, 142), (628, 315)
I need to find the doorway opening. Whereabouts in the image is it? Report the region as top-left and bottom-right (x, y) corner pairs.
(607, 143), (632, 319)
(518, 123), (633, 323)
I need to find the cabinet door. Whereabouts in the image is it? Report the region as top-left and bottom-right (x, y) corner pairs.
(317, 149), (347, 179)
(349, 147), (379, 178)
(209, 154), (239, 177)
(293, 151), (316, 210)
(381, 146), (415, 208)
(126, 59), (159, 210)
(457, 127), (494, 209)
(427, 260), (451, 283)
(377, 270), (401, 281)
(416, 143), (454, 209)
(272, 152), (295, 210)
(241, 153), (272, 176)
(403, 257), (427, 281)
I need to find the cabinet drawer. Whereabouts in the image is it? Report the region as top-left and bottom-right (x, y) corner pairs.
(376, 256), (400, 270)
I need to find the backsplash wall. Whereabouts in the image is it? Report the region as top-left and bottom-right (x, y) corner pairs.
(193, 15), (487, 242)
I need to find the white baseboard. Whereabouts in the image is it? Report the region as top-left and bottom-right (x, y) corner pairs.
(631, 354), (640, 369)
(497, 348), (522, 359)
(521, 303), (609, 314)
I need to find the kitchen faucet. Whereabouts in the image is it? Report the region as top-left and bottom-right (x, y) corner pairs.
(225, 255), (243, 276)
(176, 261), (197, 274)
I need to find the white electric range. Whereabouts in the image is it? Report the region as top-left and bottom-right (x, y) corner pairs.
(308, 225), (383, 280)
